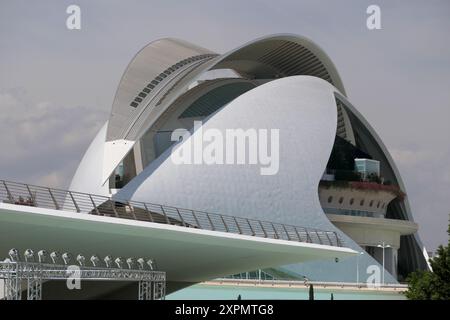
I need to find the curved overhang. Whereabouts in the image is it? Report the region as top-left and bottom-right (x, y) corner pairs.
(209, 34), (346, 95)
(327, 213), (418, 251)
(0, 202), (355, 293)
(327, 214), (418, 236)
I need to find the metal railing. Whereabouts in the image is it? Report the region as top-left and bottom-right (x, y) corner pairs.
(0, 179), (343, 247)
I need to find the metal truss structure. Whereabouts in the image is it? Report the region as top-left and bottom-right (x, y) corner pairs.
(0, 260), (165, 300)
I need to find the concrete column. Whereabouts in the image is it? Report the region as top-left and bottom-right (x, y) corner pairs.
(384, 247), (398, 279)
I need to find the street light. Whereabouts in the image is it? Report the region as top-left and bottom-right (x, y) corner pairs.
(76, 254), (86, 267)
(377, 242), (391, 285)
(356, 251), (364, 285)
(8, 248), (19, 262)
(62, 252), (72, 265)
(24, 249), (34, 262)
(104, 255), (113, 268)
(126, 258), (135, 269)
(50, 251), (60, 264)
(137, 258), (145, 270)
(115, 257), (124, 269)
(90, 255), (100, 267)
(37, 250), (47, 263)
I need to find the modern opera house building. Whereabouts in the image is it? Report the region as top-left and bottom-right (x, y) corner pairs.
(0, 34), (429, 298)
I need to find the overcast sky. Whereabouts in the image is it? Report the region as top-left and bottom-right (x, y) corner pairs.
(1, 0), (449, 251)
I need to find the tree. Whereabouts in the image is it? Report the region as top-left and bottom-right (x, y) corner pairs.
(405, 221), (450, 300)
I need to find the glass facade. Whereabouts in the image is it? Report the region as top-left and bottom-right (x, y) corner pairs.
(354, 158), (380, 181)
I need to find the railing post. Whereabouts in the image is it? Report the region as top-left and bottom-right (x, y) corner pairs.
(282, 225), (291, 241)
(160, 206), (171, 224)
(271, 223), (279, 239)
(175, 208), (187, 227)
(315, 230), (323, 244)
(247, 219), (255, 236)
(191, 210), (201, 229)
(324, 231), (332, 246)
(47, 188), (60, 210)
(69, 191), (80, 213)
(206, 213), (215, 231)
(220, 215), (229, 232)
(88, 195), (100, 215)
(293, 227), (302, 242)
(127, 201), (137, 220)
(335, 232), (341, 247)
(259, 221), (268, 238)
(143, 203), (154, 223)
(2, 181), (14, 203)
(233, 217), (242, 234)
(305, 229), (312, 243)
(25, 184), (34, 204)
(110, 201), (119, 218)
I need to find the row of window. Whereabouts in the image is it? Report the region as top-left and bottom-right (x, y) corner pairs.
(129, 54), (217, 108)
(326, 195), (386, 209)
(323, 207), (378, 218)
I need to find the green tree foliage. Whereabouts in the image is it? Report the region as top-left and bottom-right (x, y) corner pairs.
(405, 222), (450, 300)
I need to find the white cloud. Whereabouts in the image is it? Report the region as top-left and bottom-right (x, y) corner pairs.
(0, 88), (107, 188)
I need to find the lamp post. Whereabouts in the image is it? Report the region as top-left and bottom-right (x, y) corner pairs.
(377, 242), (391, 285)
(356, 251), (364, 285)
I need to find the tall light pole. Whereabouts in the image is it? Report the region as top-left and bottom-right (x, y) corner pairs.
(377, 242), (391, 285)
(356, 251), (364, 285)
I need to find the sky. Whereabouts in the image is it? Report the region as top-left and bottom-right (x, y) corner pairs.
(0, 0), (449, 251)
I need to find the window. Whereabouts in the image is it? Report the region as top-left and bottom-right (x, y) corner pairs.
(327, 196), (333, 203)
(130, 101), (138, 108)
(360, 199), (365, 206)
(350, 198), (354, 205)
(138, 92), (147, 98)
(134, 97), (143, 103)
(143, 88), (150, 94)
(339, 197), (344, 204)
(377, 201), (380, 208)
(369, 200), (374, 207)
(381, 203), (385, 209)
